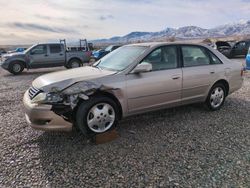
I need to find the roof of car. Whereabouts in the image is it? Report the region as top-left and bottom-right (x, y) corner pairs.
(36, 43), (63, 45)
(126, 42), (209, 48)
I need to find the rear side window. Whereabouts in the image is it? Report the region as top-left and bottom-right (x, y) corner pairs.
(209, 52), (222, 64)
(182, 46), (210, 67)
(49, 44), (62, 53)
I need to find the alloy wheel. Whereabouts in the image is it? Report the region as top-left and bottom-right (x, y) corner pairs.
(87, 103), (115, 133)
(210, 87), (224, 108)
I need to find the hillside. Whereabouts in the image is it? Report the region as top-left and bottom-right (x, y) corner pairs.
(93, 20), (250, 44)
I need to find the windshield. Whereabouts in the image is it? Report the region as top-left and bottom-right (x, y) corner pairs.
(24, 44), (36, 53)
(96, 46), (148, 71)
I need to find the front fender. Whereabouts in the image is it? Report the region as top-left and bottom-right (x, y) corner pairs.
(5, 57), (27, 69)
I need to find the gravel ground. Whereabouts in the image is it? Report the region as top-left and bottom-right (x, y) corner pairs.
(0, 60), (249, 187)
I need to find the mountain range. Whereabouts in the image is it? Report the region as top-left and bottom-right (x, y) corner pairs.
(93, 20), (250, 44)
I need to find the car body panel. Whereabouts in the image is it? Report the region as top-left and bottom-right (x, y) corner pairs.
(32, 66), (116, 91)
(181, 65), (213, 104)
(126, 68), (182, 114)
(23, 91), (72, 131)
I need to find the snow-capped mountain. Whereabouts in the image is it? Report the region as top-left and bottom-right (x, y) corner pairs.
(93, 20), (250, 44)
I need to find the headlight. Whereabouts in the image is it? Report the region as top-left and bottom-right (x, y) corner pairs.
(31, 92), (63, 104)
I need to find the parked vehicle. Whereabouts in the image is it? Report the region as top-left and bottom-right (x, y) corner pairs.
(23, 42), (244, 136)
(92, 45), (121, 60)
(8, 47), (27, 54)
(0, 39), (91, 75)
(0, 48), (7, 57)
(216, 40), (250, 58)
(246, 47), (250, 70)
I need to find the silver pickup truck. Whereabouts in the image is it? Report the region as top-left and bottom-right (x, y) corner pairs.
(0, 42), (92, 75)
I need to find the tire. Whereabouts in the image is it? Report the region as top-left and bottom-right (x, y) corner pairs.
(9, 61), (24, 75)
(67, 59), (82, 69)
(76, 96), (119, 136)
(206, 83), (226, 111)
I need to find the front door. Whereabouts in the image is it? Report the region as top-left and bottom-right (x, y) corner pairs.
(126, 45), (182, 114)
(28, 44), (49, 68)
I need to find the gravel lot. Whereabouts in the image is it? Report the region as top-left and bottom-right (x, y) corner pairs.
(0, 59), (249, 187)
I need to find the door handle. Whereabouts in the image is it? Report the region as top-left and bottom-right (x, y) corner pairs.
(44, 54), (48, 57)
(172, 76), (181, 80)
(59, 54), (63, 56)
(210, 71), (215, 74)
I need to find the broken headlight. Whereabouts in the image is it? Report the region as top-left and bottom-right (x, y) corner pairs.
(31, 92), (63, 104)
(62, 81), (100, 95)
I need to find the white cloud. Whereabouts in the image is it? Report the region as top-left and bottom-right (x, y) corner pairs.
(0, 0), (250, 44)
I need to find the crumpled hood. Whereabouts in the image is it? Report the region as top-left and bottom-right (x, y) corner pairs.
(32, 66), (116, 92)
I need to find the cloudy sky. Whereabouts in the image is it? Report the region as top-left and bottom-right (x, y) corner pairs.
(1, 0), (250, 44)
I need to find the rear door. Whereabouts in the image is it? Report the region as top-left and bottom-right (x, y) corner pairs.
(47, 44), (65, 66)
(126, 45), (182, 114)
(181, 45), (216, 104)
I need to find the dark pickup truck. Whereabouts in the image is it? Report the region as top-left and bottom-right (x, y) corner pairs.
(0, 40), (92, 75)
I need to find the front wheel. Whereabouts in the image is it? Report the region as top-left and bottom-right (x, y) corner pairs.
(206, 83), (226, 111)
(9, 62), (24, 75)
(76, 96), (119, 136)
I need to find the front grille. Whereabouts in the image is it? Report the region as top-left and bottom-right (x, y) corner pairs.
(28, 86), (41, 99)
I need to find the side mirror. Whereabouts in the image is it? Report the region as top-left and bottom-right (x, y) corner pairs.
(132, 62), (152, 74)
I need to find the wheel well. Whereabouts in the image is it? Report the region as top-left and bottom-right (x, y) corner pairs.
(72, 91), (123, 122)
(10, 60), (26, 68)
(213, 79), (229, 96)
(68, 58), (82, 64)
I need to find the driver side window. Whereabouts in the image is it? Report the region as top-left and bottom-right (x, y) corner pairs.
(31, 45), (47, 55)
(143, 46), (178, 71)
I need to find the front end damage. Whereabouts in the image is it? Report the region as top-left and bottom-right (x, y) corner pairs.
(24, 80), (120, 131)
(51, 81), (118, 122)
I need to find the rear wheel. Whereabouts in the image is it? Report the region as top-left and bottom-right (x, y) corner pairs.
(206, 83), (226, 111)
(67, 59), (82, 69)
(9, 62), (24, 75)
(76, 96), (119, 136)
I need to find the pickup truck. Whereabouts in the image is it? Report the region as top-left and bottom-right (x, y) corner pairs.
(0, 42), (92, 75)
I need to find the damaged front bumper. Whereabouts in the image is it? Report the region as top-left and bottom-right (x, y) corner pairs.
(23, 90), (72, 132)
